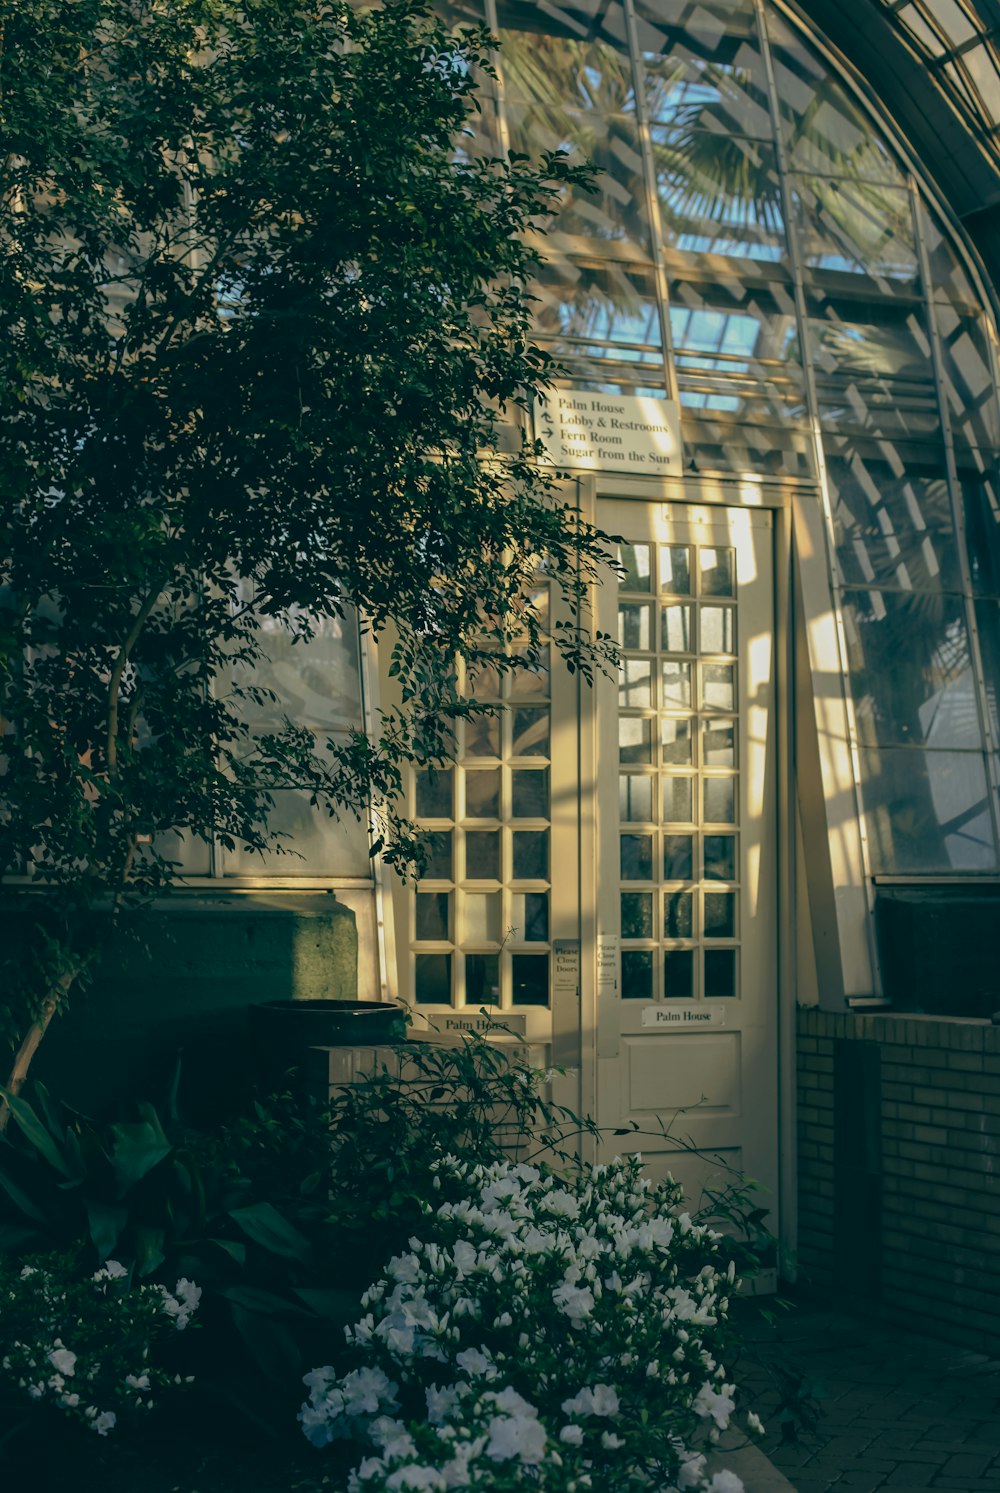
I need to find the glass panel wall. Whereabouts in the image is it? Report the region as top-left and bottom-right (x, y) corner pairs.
(487, 0), (1000, 877)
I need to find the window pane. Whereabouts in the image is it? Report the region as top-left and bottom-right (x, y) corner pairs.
(620, 657), (654, 707)
(661, 716), (694, 764)
(704, 777), (736, 824)
(619, 601), (654, 650)
(661, 603), (693, 651)
(419, 831), (453, 880)
(534, 261), (662, 369)
(699, 548), (735, 597)
(704, 889), (736, 937)
(827, 453), (961, 592)
(416, 767), (453, 819)
(416, 892), (451, 942)
(622, 891), (654, 938)
(512, 953), (550, 1006)
(659, 545), (692, 595)
(664, 833), (694, 880)
(793, 177), (919, 289)
(466, 831), (501, 880)
(620, 774), (654, 822)
(654, 131), (785, 265)
(663, 949), (694, 998)
(620, 542), (653, 591)
(464, 892), (502, 942)
(508, 646), (550, 698)
(662, 660), (692, 706)
(466, 953), (501, 1006)
(511, 892), (549, 942)
(704, 948), (737, 998)
(465, 769), (501, 819)
(465, 713), (500, 757)
(702, 663), (735, 711)
(415, 953), (451, 1005)
(513, 829), (549, 879)
(842, 589), (981, 750)
(621, 833), (654, 879)
(622, 949), (654, 1000)
(511, 707), (550, 758)
(703, 718), (736, 767)
(512, 769), (550, 818)
(704, 834), (736, 881)
(634, 0), (771, 139)
(700, 605), (736, 653)
(620, 716), (654, 763)
(664, 889), (693, 938)
(861, 746), (997, 872)
(663, 777), (694, 823)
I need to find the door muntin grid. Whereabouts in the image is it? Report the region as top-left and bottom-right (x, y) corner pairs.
(617, 540), (740, 1001)
(409, 619), (553, 1012)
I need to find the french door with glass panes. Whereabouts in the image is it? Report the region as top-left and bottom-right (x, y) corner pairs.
(386, 577), (578, 1051)
(595, 501), (778, 1218)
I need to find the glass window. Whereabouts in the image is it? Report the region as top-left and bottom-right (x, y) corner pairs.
(633, 0), (771, 139)
(793, 177), (919, 289)
(654, 132), (785, 264)
(827, 454), (962, 593)
(533, 259), (662, 366)
(842, 590), (981, 750)
(861, 746), (997, 872)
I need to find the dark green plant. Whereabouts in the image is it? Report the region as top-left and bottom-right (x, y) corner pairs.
(0, 0), (612, 1108)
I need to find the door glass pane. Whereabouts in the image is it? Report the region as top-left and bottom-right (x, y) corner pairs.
(663, 949), (694, 998)
(660, 545), (692, 594)
(661, 603), (694, 651)
(465, 769), (501, 819)
(511, 953), (550, 1006)
(704, 889), (736, 937)
(699, 548), (735, 596)
(512, 769), (550, 818)
(704, 777), (736, 824)
(663, 889), (693, 938)
(662, 660), (693, 705)
(511, 707), (550, 757)
(416, 768), (453, 819)
(702, 663), (735, 710)
(620, 542), (653, 591)
(465, 714), (500, 757)
(700, 605), (736, 653)
(620, 657), (654, 707)
(703, 718), (736, 766)
(620, 717), (654, 762)
(704, 948), (737, 998)
(512, 892), (549, 942)
(622, 950), (654, 1000)
(622, 892), (654, 937)
(663, 777), (694, 823)
(664, 833), (694, 880)
(466, 831), (501, 880)
(419, 831), (453, 880)
(464, 892), (502, 942)
(466, 953), (501, 1006)
(620, 774), (654, 821)
(415, 953), (451, 1005)
(704, 834), (737, 880)
(661, 717), (694, 764)
(621, 833), (655, 879)
(416, 892), (451, 942)
(619, 601), (654, 649)
(513, 829), (549, 879)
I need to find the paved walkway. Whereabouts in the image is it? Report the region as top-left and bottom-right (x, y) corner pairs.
(737, 1292), (1000, 1493)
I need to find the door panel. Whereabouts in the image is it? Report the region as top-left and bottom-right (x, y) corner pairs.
(595, 501), (778, 1222)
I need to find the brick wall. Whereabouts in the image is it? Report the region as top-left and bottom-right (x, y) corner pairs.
(797, 1007), (1000, 1354)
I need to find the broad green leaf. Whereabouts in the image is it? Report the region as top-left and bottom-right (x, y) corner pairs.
(0, 1089), (72, 1177)
(228, 1201), (313, 1262)
(133, 1224), (166, 1276)
(86, 1199), (128, 1261)
(110, 1123), (173, 1195)
(0, 1164), (49, 1224)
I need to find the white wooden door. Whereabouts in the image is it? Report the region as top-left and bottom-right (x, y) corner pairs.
(594, 501), (779, 1224)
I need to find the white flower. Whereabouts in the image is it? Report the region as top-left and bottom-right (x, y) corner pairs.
(484, 1391), (546, 1465)
(387, 1254), (422, 1285)
(125, 1373), (151, 1391)
(559, 1425), (584, 1446)
(707, 1472), (744, 1493)
(544, 1189), (580, 1219)
(562, 1384), (620, 1419)
(90, 1410), (117, 1436)
(385, 1466), (446, 1491)
(456, 1347), (495, 1378)
(600, 1431), (624, 1450)
(342, 1366), (399, 1417)
(693, 1382), (736, 1430)
(552, 1281), (595, 1323)
(92, 1261), (128, 1282)
(426, 1383), (460, 1425)
(746, 1410), (764, 1436)
(677, 1451), (707, 1489)
(159, 1278), (201, 1330)
(48, 1347), (77, 1378)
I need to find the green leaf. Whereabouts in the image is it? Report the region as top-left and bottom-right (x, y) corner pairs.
(228, 1202), (313, 1262)
(227, 1303), (301, 1384)
(133, 1224), (166, 1276)
(86, 1198), (128, 1261)
(292, 1287), (361, 1324)
(217, 1284), (313, 1317)
(208, 1237), (247, 1268)
(0, 1163), (49, 1224)
(0, 1089), (72, 1177)
(109, 1123), (173, 1195)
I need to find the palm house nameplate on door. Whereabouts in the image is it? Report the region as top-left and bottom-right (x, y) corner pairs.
(641, 1004), (726, 1028)
(534, 393), (682, 475)
(423, 1013), (527, 1037)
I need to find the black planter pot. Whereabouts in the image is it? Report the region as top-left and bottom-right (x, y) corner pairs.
(249, 999), (408, 1091)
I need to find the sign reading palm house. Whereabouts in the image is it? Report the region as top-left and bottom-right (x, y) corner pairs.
(534, 391), (682, 475)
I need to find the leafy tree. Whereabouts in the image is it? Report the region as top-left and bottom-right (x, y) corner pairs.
(0, 0), (611, 1115)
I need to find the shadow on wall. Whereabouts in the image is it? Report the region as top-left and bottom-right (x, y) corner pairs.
(27, 893), (358, 1124)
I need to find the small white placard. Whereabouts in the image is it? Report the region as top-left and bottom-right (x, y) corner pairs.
(596, 933), (619, 991)
(429, 1013), (527, 1037)
(641, 1004), (726, 1029)
(553, 939), (581, 991)
(535, 391), (682, 475)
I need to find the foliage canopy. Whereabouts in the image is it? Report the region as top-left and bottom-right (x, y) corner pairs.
(0, 0), (611, 1068)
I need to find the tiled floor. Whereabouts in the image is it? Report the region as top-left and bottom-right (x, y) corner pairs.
(736, 1292), (1000, 1493)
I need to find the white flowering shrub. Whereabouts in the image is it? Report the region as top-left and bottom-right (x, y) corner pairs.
(300, 1155), (761, 1492)
(0, 1255), (200, 1435)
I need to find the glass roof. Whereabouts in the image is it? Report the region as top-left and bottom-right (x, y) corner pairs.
(875, 0), (1000, 166)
